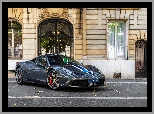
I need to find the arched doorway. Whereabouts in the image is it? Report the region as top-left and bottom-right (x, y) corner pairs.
(38, 18), (74, 58)
(135, 39), (147, 78)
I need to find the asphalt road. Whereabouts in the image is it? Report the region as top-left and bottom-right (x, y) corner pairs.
(8, 78), (147, 107)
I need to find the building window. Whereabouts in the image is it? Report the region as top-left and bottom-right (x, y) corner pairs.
(8, 20), (22, 59)
(107, 21), (127, 59)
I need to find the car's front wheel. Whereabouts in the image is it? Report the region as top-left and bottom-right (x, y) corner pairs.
(47, 72), (60, 90)
(16, 68), (24, 85)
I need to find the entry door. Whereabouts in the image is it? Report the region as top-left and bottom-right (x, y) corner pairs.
(135, 40), (147, 78)
(38, 18), (73, 57)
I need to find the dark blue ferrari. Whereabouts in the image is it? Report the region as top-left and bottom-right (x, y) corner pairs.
(15, 54), (105, 90)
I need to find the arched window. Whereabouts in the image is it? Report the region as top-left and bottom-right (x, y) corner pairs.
(8, 19), (22, 59)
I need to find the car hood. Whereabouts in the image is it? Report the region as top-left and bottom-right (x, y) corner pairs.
(55, 64), (103, 79)
(64, 64), (92, 74)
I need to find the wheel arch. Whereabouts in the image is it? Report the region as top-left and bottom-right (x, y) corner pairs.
(47, 67), (55, 75)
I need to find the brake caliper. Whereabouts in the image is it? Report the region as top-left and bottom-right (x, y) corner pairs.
(49, 74), (53, 85)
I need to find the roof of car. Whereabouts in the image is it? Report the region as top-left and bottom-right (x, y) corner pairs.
(45, 54), (63, 56)
(41, 54), (66, 58)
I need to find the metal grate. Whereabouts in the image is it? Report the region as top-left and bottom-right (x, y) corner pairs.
(38, 18), (73, 56)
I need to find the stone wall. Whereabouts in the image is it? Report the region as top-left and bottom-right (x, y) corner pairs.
(8, 8), (147, 79)
(8, 8), (147, 60)
(74, 8), (147, 60)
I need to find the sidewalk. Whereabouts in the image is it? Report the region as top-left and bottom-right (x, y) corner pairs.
(8, 71), (147, 81)
(105, 78), (147, 82)
(8, 71), (15, 78)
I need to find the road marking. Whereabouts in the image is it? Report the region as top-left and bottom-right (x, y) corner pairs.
(8, 81), (16, 83)
(8, 81), (147, 84)
(8, 96), (147, 99)
(105, 82), (147, 84)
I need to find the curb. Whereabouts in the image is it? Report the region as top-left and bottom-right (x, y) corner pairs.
(8, 71), (15, 78)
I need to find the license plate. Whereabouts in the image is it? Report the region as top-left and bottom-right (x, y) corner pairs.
(88, 79), (99, 83)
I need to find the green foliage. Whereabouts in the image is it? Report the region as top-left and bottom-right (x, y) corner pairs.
(108, 22), (122, 40)
(41, 37), (53, 53)
(8, 21), (22, 47)
(108, 22), (115, 33)
(40, 32), (72, 54)
(8, 29), (22, 47)
(8, 21), (22, 29)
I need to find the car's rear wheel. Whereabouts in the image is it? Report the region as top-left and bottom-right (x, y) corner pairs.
(47, 72), (60, 90)
(16, 68), (24, 85)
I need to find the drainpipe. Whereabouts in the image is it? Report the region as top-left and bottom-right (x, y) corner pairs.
(79, 8), (83, 34)
(11, 25), (14, 58)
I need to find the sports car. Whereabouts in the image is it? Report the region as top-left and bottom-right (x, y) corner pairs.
(15, 54), (105, 90)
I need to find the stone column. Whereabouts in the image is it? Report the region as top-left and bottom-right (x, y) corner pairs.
(22, 8), (37, 60)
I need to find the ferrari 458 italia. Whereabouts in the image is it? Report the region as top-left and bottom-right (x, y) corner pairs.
(15, 54), (105, 90)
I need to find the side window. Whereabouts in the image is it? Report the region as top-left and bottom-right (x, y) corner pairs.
(40, 56), (47, 66)
(35, 56), (47, 66)
(31, 58), (36, 63)
(107, 21), (127, 59)
(35, 57), (41, 64)
(48, 57), (56, 65)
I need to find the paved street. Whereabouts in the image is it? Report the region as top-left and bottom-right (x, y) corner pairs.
(8, 78), (147, 107)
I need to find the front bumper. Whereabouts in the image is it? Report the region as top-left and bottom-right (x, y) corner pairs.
(68, 78), (105, 87)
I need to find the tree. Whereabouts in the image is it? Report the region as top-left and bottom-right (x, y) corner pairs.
(41, 36), (53, 53)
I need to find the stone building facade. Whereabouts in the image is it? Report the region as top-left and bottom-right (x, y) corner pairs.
(8, 8), (147, 79)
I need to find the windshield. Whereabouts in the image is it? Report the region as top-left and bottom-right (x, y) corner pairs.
(63, 56), (82, 65)
(47, 55), (82, 66)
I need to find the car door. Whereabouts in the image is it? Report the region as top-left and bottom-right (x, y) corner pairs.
(38, 55), (49, 83)
(29, 56), (43, 83)
(25, 60), (36, 81)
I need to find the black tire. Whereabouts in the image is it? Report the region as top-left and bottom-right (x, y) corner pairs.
(47, 72), (60, 90)
(16, 68), (24, 85)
